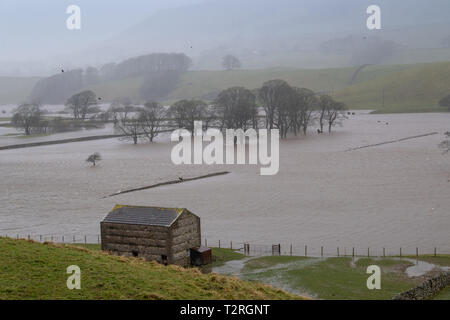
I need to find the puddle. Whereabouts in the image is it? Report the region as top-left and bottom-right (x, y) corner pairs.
(403, 258), (450, 277)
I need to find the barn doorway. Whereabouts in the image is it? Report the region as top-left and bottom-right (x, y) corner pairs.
(132, 250), (138, 257)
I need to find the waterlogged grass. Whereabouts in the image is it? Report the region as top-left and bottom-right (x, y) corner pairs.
(400, 255), (450, 267)
(0, 238), (299, 300)
(240, 256), (431, 300)
(210, 248), (245, 268)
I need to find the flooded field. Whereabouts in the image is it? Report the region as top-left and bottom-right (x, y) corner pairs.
(0, 111), (449, 254)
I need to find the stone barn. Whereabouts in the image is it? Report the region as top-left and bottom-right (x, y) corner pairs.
(100, 205), (201, 266)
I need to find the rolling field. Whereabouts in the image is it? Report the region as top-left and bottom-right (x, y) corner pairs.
(0, 238), (298, 300)
(2, 61), (450, 114)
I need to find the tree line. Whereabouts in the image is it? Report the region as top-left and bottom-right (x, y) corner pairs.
(29, 53), (192, 104)
(109, 79), (347, 144)
(13, 79), (347, 140)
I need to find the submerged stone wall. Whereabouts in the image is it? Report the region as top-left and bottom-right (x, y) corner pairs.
(393, 272), (449, 300)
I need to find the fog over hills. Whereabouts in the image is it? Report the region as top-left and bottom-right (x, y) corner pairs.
(1, 0), (450, 76)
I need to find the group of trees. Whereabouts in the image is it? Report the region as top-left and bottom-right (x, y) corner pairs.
(28, 53), (193, 104)
(111, 79), (347, 144)
(258, 80), (346, 138)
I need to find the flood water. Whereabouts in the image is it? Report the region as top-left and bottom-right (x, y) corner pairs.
(0, 111), (449, 254)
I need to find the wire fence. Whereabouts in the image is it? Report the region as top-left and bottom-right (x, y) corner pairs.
(3, 234), (448, 258)
(202, 238), (448, 258)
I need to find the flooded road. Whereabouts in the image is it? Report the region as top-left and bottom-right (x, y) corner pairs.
(0, 111), (449, 253)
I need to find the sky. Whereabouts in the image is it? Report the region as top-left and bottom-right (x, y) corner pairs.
(1, 0), (449, 75)
(0, 0), (208, 61)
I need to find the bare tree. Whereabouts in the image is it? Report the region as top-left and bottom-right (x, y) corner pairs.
(11, 104), (43, 136)
(108, 97), (133, 126)
(168, 100), (208, 135)
(86, 153), (102, 166)
(222, 55), (242, 71)
(214, 87), (257, 130)
(139, 102), (166, 142)
(325, 101), (347, 133)
(317, 95), (334, 133)
(292, 88), (317, 135)
(66, 90), (98, 120)
(116, 110), (143, 145)
(258, 80), (296, 138)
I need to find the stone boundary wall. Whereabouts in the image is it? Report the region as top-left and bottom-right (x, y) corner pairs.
(0, 134), (123, 151)
(393, 272), (449, 300)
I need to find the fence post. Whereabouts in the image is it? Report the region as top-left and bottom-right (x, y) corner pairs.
(51, 235), (53, 241)
(219, 240), (221, 248)
(368, 247), (370, 257)
(40, 235), (42, 242)
(416, 247), (418, 258)
(383, 247), (385, 257)
(62, 236), (64, 243)
(27, 235), (30, 240)
(290, 244), (292, 256)
(400, 247), (402, 258)
(205, 238), (207, 247)
(352, 247), (355, 257)
(230, 241), (232, 250)
(84, 235), (86, 244)
(73, 235), (75, 243)
(305, 245), (307, 257)
(337, 247), (340, 257)
(278, 244), (281, 256)
(434, 247), (437, 257)
(321, 246), (323, 257)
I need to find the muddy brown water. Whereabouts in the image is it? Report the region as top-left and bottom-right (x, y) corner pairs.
(0, 111), (449, 254)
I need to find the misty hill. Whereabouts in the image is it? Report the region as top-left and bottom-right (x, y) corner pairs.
(91, 0), (450, 69)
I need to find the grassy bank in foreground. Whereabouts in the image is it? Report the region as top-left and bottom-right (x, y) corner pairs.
(0, 238), (298, 300)
(238, 255), (450, 300)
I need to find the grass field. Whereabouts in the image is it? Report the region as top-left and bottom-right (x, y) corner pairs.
(0, 238), (299, 300)
(88, 62), (450, 113)
(2, 61), (450, 114)
(236, 255), (450, 300)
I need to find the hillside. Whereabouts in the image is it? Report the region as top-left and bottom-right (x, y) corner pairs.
(334, 61), (450, 112)
(0, 77), (40, 104)
(3, 61), (450, 114)
(89, 62), (450, 113)
(0, 237), (299, 300)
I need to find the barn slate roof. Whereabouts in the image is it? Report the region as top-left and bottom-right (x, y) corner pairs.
(102, 205), (188, 227)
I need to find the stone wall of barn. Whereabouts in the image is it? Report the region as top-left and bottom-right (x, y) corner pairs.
(101, 222), (170, 264)
(169, 211), (201, 266)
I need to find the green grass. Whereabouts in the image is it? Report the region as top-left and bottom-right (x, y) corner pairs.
(85, 62), (450, 113)
(334, 62), (450, 113)
(239, 255), (450, 300)
(0, 238), (298, 300)
(209, 248), (245, 268)
(3, 61), (450, 114)
(432, 287), (450, 300)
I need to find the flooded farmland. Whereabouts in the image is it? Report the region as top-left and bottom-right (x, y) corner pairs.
(0, 111), (449, 254)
